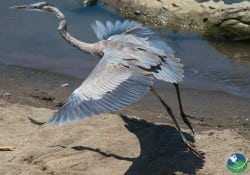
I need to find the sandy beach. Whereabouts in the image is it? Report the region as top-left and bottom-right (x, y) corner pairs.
(0, 64), (249, 175)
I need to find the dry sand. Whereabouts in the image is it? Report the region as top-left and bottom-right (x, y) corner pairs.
(0, 100), (249, 175)
(0, 64), (249, 175)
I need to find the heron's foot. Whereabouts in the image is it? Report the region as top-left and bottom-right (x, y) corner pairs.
(182, 113), (195, 119)
(28, 117), (46, 125)
(181, 112), (195, 135)
(184, 141), (202, 158)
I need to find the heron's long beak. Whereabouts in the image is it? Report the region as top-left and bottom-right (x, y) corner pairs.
(10, 5), (30, 10)
(10, 4), (41, 11)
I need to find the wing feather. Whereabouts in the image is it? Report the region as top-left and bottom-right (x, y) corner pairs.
(91, 20), (147, 40)
(92, 20), (184, 83)
(48, 53), (153, 125)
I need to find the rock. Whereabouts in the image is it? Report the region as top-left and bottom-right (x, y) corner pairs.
(3, 92), (12, 97)
(60, 83), (69, 87)
(134, 10), (141, 16)
(80, 0), (97, 7)
(100, 0), (250, 40)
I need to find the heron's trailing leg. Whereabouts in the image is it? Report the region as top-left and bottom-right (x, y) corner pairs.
(150, 87), (200, 156)
(173, 83), (194, 134)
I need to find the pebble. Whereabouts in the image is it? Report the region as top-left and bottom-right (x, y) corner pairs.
(53, 100), (60, 104)
(135, 10), (141, 16)
(3, 92), (12, 96)
(0, 92), (12, 97)
(193, 70), (199, 74)
(80, 0), (97, 7)
(61, 83), (69, 87)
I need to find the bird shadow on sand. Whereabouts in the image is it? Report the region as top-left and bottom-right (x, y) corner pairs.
(71, 114), (205, 175)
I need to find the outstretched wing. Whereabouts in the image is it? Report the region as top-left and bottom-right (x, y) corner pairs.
(92, 20), (184, 84)
(48, 52), (153, 125)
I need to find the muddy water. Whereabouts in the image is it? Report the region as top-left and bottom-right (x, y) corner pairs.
(0, 1), (249, 98)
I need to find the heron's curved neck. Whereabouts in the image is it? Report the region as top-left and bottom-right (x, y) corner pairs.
(50, 6), (95, 55)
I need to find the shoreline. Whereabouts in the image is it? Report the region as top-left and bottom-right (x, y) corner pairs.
(0, 63), (249, 174)
(0, 63), (249, 134)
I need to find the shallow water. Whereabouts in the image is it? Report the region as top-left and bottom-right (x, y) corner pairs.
(1, 1), (250, 98)
(160, 32), (250, 98)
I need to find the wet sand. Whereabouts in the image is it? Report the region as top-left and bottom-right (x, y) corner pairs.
(0, 64), (249, 175)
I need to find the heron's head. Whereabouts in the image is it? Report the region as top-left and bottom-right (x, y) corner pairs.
(10, 2), (54, 12)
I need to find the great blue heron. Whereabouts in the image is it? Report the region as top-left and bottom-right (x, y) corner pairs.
(11, 2), (198, 154)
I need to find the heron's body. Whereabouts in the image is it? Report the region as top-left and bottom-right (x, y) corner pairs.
(12, 2), (199, 155)
(49, 19), (184, 124)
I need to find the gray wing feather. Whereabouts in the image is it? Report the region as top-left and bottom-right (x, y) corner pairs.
(110, 38), (183, 83)
(92, 20), (173, 55)
(48, 53), (153, 125)
(91, 20), (184, 83)
(91, 20), (152, 40)
(153, 57), (184, 83)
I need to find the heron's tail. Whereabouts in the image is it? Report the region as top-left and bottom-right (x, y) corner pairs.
(153, 56), (184, 84)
